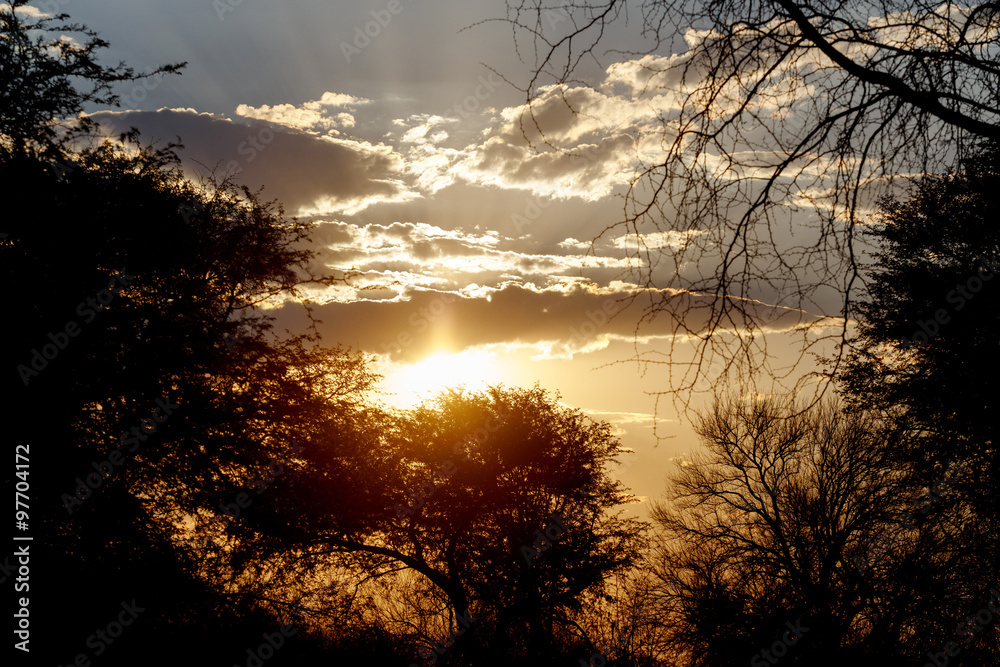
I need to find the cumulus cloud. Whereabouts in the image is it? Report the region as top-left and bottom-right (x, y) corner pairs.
(452, 132), (639, 200)
(306, 219), (635, 298)
(234, 91), (372, 135)
(1, 3), (47, 18)
(89, 108), (415, 216)
(432, 20), (872, 202)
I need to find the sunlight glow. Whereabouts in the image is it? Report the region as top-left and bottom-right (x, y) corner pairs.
(384, 349), (501, 407)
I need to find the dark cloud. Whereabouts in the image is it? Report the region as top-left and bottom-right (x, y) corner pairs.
(270, 283), (819, 363)
(271, 284), (630, 362)
(89, 109), (409, 214)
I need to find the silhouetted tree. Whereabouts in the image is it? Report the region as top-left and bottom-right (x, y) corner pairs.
(0, 0), (183, 161)
(839, 141), (1000, 650)
(231, 386), (647, 666)
(571, 568), (668, 666)
(841, 141), (1000, 495)
(646, 396), (987, 665)
(2, 4), (376, 664)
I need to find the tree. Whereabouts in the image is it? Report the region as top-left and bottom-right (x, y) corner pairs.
(0, 0), (184, 160)
(839, 141), (1000, 604)
(645, 396), (989, 665)
(227, 386), (647, 665)
(841, 140), (999, 466)
(1, 4), (376, 663)
(2, 140), (378, 664)
(499, 0), (1000, 405)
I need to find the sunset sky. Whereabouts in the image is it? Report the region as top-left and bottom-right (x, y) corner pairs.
(63, 0), (844, 513)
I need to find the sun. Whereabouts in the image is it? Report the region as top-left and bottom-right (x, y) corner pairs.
(385, 349), (501, 407)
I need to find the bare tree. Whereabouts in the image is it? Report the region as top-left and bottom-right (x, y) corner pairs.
(646, 395), (987, 664)
(498, 0), (1000, 407)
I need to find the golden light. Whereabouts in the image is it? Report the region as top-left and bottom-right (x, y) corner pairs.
(384, 349), (502, 407)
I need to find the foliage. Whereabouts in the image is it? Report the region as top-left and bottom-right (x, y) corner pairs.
(228, 386), (647, 665)
(0, 0), (184, 160)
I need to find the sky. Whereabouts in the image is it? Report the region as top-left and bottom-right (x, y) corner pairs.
(39, 0), (848, 515)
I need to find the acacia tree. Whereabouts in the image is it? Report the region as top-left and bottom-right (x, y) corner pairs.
(841, 141), (999, 466)
(646, 396), (988, 665)
(227, 386), (647, 665)
(2, 4), (376, 663)
(500, 0), (1000, 405)
(0, 0), (184, 160)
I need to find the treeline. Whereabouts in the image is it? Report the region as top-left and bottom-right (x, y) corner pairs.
(3, 4), (998, 666)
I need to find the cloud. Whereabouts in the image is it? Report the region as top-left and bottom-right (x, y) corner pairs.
(452, 132), (639, 200)
(89, 108), (414, 216)
(558, 238), (591, 250)
(272, 282), (635, 363)
(270, 281), (828, 363)
(234, 91), (372, 135)
(1, 3), (47, 18)
(432, 20), (867, 202)
(306, 220), (634, 298)
(611, 230), (707, 252)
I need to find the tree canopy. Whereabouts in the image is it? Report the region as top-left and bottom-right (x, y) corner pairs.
(217, 386), (647, 664)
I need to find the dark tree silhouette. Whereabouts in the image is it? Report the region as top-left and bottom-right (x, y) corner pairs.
(841, 142), (999, 485)
(226, 386), (647, 665)
(498, 0), (1000, 406)
(0, 0), (184, 160)
(839, 141), (1000, 628)
(2, 4), (376, 664)
(645, 396), (989, 665)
